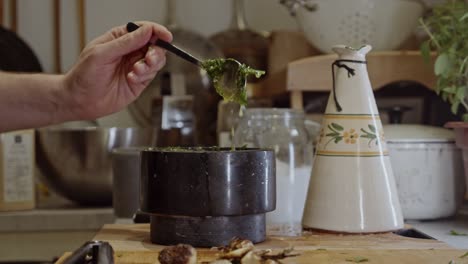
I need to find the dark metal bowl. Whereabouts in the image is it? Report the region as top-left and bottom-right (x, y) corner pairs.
(140, 147), (276, 247)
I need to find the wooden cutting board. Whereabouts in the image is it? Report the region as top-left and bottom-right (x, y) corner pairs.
(56, 224), (468, 263)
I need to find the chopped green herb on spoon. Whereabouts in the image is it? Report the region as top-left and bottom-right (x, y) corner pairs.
(201, 58), (265, 106)
(126, 23), (265, 106)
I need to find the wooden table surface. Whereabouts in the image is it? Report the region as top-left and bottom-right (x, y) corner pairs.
(56, 224), (468, 263)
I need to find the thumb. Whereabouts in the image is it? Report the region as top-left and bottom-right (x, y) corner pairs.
(98, 24), (152, 60)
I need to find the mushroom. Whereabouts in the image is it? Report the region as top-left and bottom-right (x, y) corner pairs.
(208, 260), (232, 264)
(221, 238), (255, 258)
(158, 244), (197, 264)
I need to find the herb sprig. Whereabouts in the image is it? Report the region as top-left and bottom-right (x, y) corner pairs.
(420, 1), (468, 120)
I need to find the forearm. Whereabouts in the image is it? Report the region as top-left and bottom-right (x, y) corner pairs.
(0, 71), (70, 132)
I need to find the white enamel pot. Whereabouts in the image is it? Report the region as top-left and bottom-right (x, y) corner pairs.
(385, 124), (465, 220)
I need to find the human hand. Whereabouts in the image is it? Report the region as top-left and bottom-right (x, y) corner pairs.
(61, 21), (172, 120)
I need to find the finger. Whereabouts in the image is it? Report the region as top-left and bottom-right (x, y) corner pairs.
(89, 21), (172, 46)
(138, 74), (159, 86)
(96, 24), (153, 62)
(127, 72), (140, 86)
(132, 49), (166, 76)
(130, 64), (166, 87)
(129, 63), (166, 82)
(145, 45), (166, 67)
(127, 69), (162, 97)
(127, 60), (166, 89)
(96, 22), (172, 63)
(133, 20), (172, 43)
(141, 78), (154, 87)
(126, 48), (147, 69)
(125, 44), (163, 71)
(86, 25), (127, 47)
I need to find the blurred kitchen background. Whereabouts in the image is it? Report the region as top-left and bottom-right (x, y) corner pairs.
(1, 0), (467, 263)
(1, 0), (460, 126)
(0, 0), (460, 130)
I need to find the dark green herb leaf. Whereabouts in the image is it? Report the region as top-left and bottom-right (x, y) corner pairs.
(459, 252), (468, 258)
(331, 123), (344, 131)
(450, 230), (468, 236)
(460, 12), (468, 21)
(420, 41), (431, 64)
(442, 92), (449, 102)
(334, 136), (343, 144)
(451, 100), (460, 114)
(442, 86), (457, 94)
(456, 86), (466, 100)
(368, 124), (376, 133)
(435, 53), (451, 76)
(420, 1), (468, 121)
(345, 256), (369, 263)
(462, 114), (468, 122)
(326, 132), (339, 137)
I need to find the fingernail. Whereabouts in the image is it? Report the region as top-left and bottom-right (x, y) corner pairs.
(128, 72), (138, 81)
(148, 45), (156, 55)
(150, 52), (159, 63)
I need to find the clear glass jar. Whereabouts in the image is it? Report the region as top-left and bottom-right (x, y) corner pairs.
(233, 108), (319, 236)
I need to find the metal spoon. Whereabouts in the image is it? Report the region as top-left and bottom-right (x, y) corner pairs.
(218, 59), (246, 101)
(126, 22), (244, 95)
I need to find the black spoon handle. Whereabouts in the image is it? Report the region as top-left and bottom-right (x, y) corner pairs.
(126, 22), (201, 67)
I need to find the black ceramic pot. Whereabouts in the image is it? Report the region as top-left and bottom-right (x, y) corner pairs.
(140, 147), (275, 247)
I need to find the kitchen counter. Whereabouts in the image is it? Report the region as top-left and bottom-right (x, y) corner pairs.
(55, 223), (468, 264)
(0, 206), (115, 262)
(2, 206), (468, 262)
(0, 206), (115, 232)
(409, 216), (468, 250)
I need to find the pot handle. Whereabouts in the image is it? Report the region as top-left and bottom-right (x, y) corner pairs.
(62, 241), (114, 264)
(279, 0), (317, 16)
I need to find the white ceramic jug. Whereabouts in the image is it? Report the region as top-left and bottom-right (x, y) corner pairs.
(302, 45), (404, 233)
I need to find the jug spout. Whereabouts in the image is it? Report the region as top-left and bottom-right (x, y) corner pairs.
(332, 45), (372, 59)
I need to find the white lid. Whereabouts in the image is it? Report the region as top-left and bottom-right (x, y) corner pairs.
(384, 124), (455, 142)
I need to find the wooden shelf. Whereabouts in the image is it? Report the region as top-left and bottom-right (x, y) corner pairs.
(251, 70), (289, 99)
(254, 51), (437, 109)
(287, 50), (437, 92)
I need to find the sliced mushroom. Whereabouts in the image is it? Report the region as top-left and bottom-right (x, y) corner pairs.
(158, 244), (197, 264)
(221, 238), (255, 258)
(209, 260), (232, 264)
(240, 251), (262, 264)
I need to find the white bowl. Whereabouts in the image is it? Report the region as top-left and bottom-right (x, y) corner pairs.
(294, 0), (424, 53)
